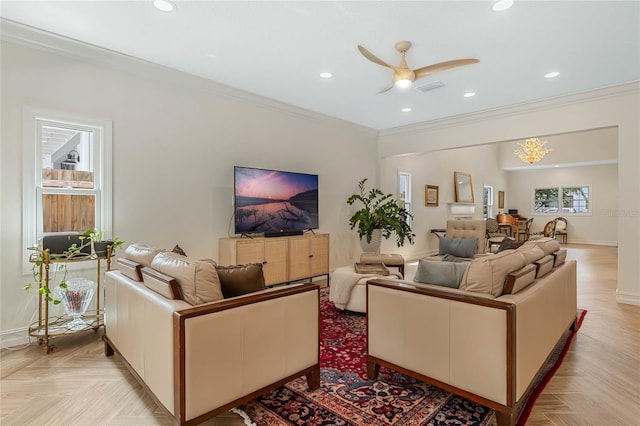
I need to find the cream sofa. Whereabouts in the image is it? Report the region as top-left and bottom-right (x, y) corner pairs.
(103, 244), (320, 425)
(366, 237), (577, 426)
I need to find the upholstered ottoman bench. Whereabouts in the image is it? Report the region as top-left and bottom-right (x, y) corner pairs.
(360, 253), (405, 276)
(329, 263), (402, 313)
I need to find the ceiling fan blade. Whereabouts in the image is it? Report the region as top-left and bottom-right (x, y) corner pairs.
(358, 45), (399, 71)
(414, 58), (479, 79)
(378, 83), (395, 94)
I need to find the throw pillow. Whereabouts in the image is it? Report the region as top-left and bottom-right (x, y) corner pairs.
(442, 253), (473, 262)
(414, 259), (470, 288)
(151, 252), (223, 305)
(172, 244), (187, 257)
(216, 263), (266, 298)
(439, 237), (478, 258)
(496, 238), (524, 253)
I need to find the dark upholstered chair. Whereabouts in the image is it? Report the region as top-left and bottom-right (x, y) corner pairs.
(554, 217), (568, 243)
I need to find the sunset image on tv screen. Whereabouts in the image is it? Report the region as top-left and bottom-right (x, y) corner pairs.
(234, 167), (318, 234)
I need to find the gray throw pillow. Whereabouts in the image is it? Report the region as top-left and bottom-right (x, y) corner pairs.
(442, 253), (473, 262)
(438, 237), (478, 258)
(414, 259), (470, 288)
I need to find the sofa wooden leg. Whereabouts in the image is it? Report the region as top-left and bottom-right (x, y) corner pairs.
(367, 360), (380, 380)
(495, 409), (516, 426)
(306, 365), (321, 390)
(104, 339), (114, 357)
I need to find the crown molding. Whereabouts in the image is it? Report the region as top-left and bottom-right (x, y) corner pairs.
(0, 18), (378, 137)
(380, 81), (640, 137)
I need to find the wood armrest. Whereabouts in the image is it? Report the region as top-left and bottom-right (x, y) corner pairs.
(175, 283), (320, 318)
(366, 279), (513, 310)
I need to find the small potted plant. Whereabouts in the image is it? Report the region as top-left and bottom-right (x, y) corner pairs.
(25, 239), (92, 304)
(79, 230), (123, 258)
(347, 178), (415, 252)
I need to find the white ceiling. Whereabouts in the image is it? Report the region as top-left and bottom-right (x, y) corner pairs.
(1, 1), (639, 130)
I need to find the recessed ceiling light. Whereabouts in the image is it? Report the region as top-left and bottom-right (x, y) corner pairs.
(545, 71), (560, 79)
(319, 72), (333, 79)
(153, 0), (175, 12)
(463, 92), (476, 98)
(401, 107), (412, 113)
(492, 0), (514, 12)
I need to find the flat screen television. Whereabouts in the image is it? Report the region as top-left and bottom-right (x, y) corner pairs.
(234, 166), (319, 235)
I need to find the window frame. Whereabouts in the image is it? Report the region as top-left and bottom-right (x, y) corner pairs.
(398, 171), (412, 226)
(532, 185), (591, 216)
(22, 108), (113, 274)
(483, 185), (494, 219)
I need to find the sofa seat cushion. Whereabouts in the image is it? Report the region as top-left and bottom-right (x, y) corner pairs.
(151, 252), (223, 305)
(414, 259), (470, 288)
(459, 250), (526, 297)
(215, 263), (266, 298)
(125, 243), (166, 267)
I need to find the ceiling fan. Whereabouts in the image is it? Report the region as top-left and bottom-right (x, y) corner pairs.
(357, 41), (479, 93)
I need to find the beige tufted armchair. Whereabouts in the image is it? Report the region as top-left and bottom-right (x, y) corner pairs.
(445, 219), (487, 254)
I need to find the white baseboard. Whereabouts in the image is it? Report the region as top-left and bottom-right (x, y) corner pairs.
(616, 290), (640, 306)
(0, 327), (32, 350)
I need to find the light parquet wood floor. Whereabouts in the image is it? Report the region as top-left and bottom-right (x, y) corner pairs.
(1, 245), (638, 425)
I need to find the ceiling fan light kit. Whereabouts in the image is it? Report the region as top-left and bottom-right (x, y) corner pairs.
(358, 40), (479, 93)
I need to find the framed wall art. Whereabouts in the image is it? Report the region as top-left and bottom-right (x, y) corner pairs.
(498, 190), (505, 209)
(425, 185), (439, 207)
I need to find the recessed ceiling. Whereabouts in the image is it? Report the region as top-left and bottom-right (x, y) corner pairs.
(1, 1), (639, 130)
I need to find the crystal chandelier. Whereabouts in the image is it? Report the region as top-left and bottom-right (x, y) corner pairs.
(514, 138), (551, 164)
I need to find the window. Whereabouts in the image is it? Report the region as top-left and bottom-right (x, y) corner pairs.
(533, 186), (590, 214)
(483, 185), (494, 219)
(23, 108), (112, 272)
(398, 171), (412, 225)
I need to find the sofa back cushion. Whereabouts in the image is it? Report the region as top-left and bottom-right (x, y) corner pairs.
(459, 250), (526, 297)
(215, 263), (266, 298)
(125, 243), (166, 268)
(516, 244), (545, 264)
(151, 252), (223, 305)
(521, 237), (561, 256)
(414, 259), (470, 288)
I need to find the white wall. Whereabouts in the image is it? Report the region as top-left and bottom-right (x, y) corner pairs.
(379, 144), (507, 258)
(378, 84), (640, 305)
(498, 126), (618, 170)
(0, 39), (378, 342)
(505, 164), (618, 244)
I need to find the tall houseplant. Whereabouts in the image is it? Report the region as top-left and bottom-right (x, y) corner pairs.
(347, 178), (415, 250)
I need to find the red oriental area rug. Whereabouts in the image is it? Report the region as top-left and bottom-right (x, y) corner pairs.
(237, 288), (586, 426)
